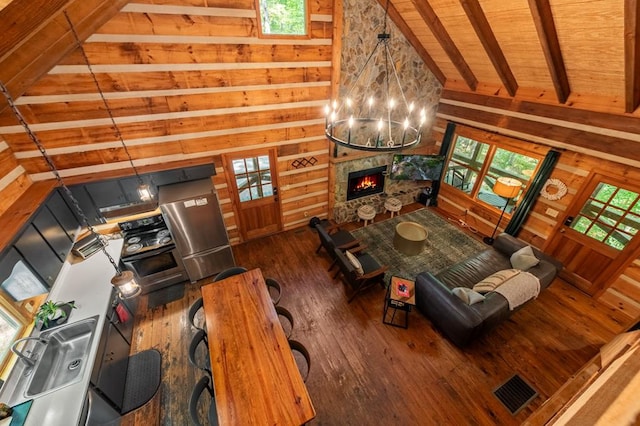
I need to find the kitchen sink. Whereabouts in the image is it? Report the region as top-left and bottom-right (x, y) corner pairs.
(25, 316), (99, 398)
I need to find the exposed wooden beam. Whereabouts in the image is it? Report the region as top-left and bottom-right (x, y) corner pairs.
(459, 0), (518, 97)
(624, 0), (640, 113)
(0, 0), (74, 61)
(410, 0), (477, 91)
(0, 0), (129, 113)
(375, 0), (446, 85)
(527, 0), (570, 104)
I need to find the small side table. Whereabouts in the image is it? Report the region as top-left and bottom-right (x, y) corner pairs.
(384, 197), (402, 218)
(383, 276), (416, 328)
(357, 205), (376, 226)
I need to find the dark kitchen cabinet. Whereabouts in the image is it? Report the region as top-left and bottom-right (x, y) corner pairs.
(68, 185), (104, 225)
(32, 207), (72, 262)
(91, 307), (131, 411)
(13, 224), (63, 288)
(0, 247), (48, 299)
(85, 180), (128, 209)
(46, 189), (81, 241)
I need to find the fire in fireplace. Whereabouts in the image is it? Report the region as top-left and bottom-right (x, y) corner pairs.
(347, 166), (387, 200)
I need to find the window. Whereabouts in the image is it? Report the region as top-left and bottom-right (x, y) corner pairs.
(444, 134), (541, 213)
(258, 0), (307, 36)
(571, 183), (640, 250)
(232, 156), (274, 202)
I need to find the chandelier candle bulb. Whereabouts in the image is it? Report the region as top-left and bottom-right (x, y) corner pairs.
(324, 4), (425, 152)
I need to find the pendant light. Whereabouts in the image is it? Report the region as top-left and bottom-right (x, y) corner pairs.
(65, 12), (152, 202)
(0, 84), (141, 299)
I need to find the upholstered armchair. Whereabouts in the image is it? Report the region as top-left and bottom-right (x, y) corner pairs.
(333, 246), (388, 303)
(315, 222), (359, 269)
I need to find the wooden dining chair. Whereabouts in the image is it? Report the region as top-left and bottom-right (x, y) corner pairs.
(288, 339), (311, 382)
(189, 330), (211, 378)
(189, 375), (219, 426)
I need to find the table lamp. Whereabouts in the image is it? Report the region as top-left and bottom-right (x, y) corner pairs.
(483, 177), (522, 245)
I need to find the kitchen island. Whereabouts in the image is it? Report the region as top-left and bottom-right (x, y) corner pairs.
(0, 238), (124, 426)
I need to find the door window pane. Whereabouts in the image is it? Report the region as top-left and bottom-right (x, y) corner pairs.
(571, 183), (640, 250)
(232, 155), (274, 202)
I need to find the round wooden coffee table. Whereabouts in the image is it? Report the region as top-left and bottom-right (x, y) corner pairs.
(393, 221), (428, 255)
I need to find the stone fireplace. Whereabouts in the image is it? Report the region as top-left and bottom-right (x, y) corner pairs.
(333, 154), (426, 223)
(346, 166), (387, 200)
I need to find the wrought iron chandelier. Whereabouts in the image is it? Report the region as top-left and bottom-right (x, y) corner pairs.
(325, 0), (426, 152)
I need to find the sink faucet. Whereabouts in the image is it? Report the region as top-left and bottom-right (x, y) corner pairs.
(11, 337), (49, 368)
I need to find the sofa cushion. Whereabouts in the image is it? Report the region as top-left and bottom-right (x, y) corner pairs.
(345, 250), (364, 276)
(473, 269), (521, 293)
(452, 287), (486, 305)
(437, 249), (512, 290)
(510, 245), (540, 270)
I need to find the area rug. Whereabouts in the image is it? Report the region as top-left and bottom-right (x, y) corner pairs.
(351, 208), (486, 281)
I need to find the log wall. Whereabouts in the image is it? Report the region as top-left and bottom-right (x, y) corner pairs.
(0, 0), (334, 243)
(431, 88), (640, 320)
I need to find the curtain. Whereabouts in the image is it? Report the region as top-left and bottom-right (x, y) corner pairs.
(431, 121), (456, 202)
(504, 150), (561, 236)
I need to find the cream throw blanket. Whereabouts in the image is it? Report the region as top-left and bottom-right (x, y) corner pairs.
(493, 271), (540, 310)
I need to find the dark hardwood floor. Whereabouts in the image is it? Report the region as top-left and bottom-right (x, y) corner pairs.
(121, 205), (632, 425)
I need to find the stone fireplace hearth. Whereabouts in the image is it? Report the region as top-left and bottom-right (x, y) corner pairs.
(333, 155), (426, 224)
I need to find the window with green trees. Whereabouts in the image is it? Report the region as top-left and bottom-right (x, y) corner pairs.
(571, 183), (640, 250)
(444, 135), (541, 213)
(258, 0), (307, 36)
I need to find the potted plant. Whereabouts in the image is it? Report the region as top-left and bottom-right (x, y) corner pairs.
(35, 300), (76, 329)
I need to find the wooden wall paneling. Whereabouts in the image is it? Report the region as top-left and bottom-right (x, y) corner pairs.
(598, 288), (640, 319)
(437, 102), (640, 162)
(0, 172), (32, 219)
(25, 67), (333, 96)
(4, 84), (331, 125)
(69, 43), (333, 65)
(96, 13), (258, 38)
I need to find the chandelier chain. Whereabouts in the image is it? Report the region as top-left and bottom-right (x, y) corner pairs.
(0, 80), (121, 275)
(64, 11), (143, 185)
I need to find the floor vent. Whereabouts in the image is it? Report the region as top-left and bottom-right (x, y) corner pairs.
(493, 374), (538, 415)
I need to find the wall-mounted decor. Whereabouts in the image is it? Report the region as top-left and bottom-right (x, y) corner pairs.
(540, 178), (568, 201)
(291, 157), (318, 169)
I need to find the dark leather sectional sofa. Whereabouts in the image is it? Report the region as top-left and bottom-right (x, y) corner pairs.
(415, 233), (562, 348)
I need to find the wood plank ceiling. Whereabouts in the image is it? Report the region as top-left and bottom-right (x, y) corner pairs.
(387, 0), (639, 114)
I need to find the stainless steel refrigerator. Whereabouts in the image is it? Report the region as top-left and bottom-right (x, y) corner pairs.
(158, 178), (235, 282)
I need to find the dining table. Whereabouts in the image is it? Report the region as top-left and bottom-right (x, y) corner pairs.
(200, 268), (316, 425)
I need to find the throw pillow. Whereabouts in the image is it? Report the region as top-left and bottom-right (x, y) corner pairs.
(452, 287), (486, 305)
(344, 250), (364, 276)
(510, 245), (540, 270)
(473, 269), (521, 293)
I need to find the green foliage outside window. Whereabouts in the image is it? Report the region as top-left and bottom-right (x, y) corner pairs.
(259, 0), (307, 35)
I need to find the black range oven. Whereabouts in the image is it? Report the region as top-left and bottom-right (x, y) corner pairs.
(118, 214), (188, 294)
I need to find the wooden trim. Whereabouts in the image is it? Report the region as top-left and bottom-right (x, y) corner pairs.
(527, 0), (570, 104)
(410, 0), (477, 91)
(375, 0), (446, 85)
(459, 0), (518, 97)
(625, 0), (640, 113)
